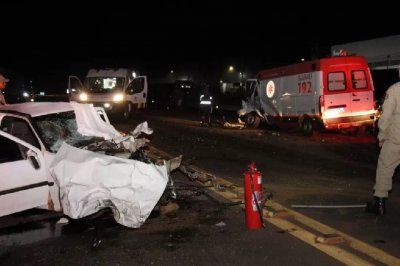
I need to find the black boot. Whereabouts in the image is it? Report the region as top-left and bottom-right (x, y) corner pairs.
(365, 197), (386, 216)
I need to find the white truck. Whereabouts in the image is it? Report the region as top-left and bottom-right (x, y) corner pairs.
(239, 55), (377, 135)
(68, 68), (147, 119)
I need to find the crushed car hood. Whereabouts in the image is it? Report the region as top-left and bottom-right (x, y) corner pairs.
(41, 102), (169, 228)
(71, 102), (123, 141)
(50, 142), (169, 228)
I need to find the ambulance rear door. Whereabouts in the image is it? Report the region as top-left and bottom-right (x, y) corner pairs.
(348, 67), (375, 122)
(323, 65), (353, 125)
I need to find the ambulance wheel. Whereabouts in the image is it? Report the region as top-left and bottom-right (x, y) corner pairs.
(301, 116), (314, 136)
(123, 102), (132, 120)
(245, 113), (261, 129)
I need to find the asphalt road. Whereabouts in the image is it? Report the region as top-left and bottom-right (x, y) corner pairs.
(115, 108), (400, 263)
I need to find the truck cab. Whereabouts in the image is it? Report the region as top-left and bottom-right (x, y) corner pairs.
(69, 68), (147, 119)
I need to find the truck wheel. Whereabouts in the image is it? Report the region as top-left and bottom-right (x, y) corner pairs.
(245, 113), (261, 129)
(123, 102), (132, 120)
(301, 116), (314, 136)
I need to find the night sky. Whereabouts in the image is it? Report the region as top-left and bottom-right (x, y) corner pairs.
(1, 0), (399, 92)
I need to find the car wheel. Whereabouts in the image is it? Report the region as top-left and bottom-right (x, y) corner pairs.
(301, 116), (314, 136)
(245, 113), (261, 129)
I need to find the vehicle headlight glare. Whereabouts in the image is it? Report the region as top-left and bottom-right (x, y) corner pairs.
(113, 93), (124, 102)
(79, 92), (88, 101)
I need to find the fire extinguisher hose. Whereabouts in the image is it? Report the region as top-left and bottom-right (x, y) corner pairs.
(249, 172), (265, 228)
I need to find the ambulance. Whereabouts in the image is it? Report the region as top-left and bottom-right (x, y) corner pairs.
(68, 68), (147, 119)
(238, 55), (376, 135)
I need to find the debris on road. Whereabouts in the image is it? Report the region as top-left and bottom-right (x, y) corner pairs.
(215, 116), (245, 130)
(315, 234), (345, 245)
(222, 121), (245, 130)
(266, 210), (291, 219)
(159, 202), (180, 217)
(179, 165), (216, 184)
(215, 221), (226, 227)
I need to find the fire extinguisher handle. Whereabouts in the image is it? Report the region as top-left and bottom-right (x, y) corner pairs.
(249, 161), (256, 172)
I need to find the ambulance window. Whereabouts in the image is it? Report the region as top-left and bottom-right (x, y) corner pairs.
(0, 135), (24, 163)
(351, 70), (367, 89)
(328, 72), (346, 91)
(127, 78), (144, 95)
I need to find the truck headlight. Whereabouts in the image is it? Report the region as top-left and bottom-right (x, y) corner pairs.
(79, 92), (88, 101)
(113, 93), (124, 102)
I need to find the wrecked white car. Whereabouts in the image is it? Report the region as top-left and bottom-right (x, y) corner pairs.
(0, 102), (177, 228)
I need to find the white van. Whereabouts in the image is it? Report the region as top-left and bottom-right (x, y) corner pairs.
(69, 68), (147, 119)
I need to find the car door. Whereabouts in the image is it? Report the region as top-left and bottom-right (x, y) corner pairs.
(125, 76), (148, 108)
(0, 130), (49, 217)
(68, 75), (85, 101)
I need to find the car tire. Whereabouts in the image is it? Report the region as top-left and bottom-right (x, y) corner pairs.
(244, 113), (261, 129)
(301, 116), (314, 136)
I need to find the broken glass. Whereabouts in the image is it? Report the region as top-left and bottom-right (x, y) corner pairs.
(34, 111), (97, 152)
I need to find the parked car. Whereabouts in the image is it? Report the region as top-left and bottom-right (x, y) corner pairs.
(0, 102), (175, 228)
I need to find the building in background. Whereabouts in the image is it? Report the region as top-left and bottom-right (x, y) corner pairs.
(332, 35), (400, 101)
(332, 35), (400, 70)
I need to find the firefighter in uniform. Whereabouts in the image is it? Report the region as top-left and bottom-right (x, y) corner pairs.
(366, 77), (400, 216)
(199, 84), (213, 127)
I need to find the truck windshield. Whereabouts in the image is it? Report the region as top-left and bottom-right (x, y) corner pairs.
(34, 111), (96, 152)
(86, 77), (126, 93)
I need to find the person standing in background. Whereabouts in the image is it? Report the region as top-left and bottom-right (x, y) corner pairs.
(199, 84), (213, 127)
(0, 74), (10, 105)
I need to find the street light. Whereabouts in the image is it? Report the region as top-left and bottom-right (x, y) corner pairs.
(226, 66), (245, 86)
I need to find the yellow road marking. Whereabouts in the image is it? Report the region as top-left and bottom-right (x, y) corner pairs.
(208, 185), (377, 265)
(209, 180), (400, 266)
(148, 146), (400, 266)
(266, 217), (375, 266)
(268, 201), (400, 266)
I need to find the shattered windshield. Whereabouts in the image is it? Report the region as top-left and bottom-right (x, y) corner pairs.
(86, 77), (125, 93)
(34, 111), (96, 152)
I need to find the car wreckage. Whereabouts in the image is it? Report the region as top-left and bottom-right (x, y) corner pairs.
(0, 102), (182, 228)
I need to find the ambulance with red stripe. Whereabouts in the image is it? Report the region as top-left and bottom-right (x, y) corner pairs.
(239, 55), (376, 135)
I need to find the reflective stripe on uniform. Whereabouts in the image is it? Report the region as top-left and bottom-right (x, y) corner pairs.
(200, 94), (212, 105)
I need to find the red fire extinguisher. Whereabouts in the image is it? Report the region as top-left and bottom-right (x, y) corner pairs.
(244, 162), (264, 229)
